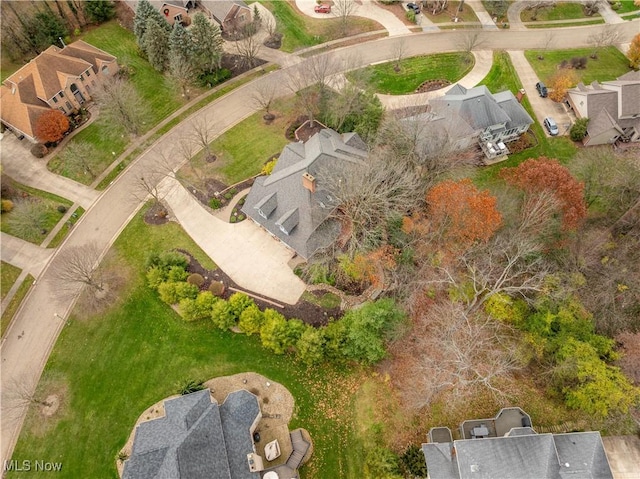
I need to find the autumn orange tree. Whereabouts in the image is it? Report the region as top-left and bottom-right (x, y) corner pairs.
(500, 157), (586, 231)
(34, 110), (69, 144)
(627, 33), (640, 69)
(547, 69), (578, 102)
(425, 178), (503, 249)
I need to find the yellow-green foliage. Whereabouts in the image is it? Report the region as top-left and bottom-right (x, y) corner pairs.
(261, 158), (277, 175)
(484, 293), (528, 325)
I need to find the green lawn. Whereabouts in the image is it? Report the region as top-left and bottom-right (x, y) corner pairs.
(46, 207), (85, 248)
(0, 186), (73, 245)
(1, 262), (22, 301)
(526, 18), (605, 27)
(616, 0), (640, 14)
(258, 0), (381, 52)
(351, 52), (474, 95)
(8, 207), (365, 478)
(520, 2), (598, 21)
(1, 274), (34, 338)
(423, 1), (480, 23)
(524, 47), (631, 85)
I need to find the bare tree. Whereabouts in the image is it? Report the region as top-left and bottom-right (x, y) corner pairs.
(392, 38), (407, 71)
(538, 32), (555, 60)
(3, 376), (53, 419)
(6, 198), (50, 242)
(94, 77), (148, 136)
(251, 79), (278, 120)
(234, 23), (262, 69)
(588, 25), (620, 59)
(456, 32), (485, 59)
(263, 12), (277, 37)
(59, 141), (100, 180)
(332, 0), (356, 35)
(51, 242), (105, 295)
(425, 0), (449, 15)
(169, 51), (196, 99)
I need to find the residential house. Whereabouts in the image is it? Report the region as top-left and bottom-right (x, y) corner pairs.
(409, 84), (533, 161)
(242, 129), (369, 260)
(123, 389), (261, 478)
(126, 0), (251, 31)
(567, 71), (640, 146)
(0, 40), (118, 142)
(422, 408), (614, 479)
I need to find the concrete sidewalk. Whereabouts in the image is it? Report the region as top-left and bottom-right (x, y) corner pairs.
(467, 0), (499, 30)
(0, 135), (99, 209)
(376, 50), (494, 110)
(160, 176), (306, 305)
(0, 233), (54, 277)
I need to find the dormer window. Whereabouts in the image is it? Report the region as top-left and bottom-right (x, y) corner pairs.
(174, 13), (183, 22)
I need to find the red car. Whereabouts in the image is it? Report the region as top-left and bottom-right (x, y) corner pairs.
(314, 4), (331, 13)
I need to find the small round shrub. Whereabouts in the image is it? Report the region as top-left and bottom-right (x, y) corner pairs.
(209, 281), (225, 297)
(57, 205), (67, 213)
(1, 199), (14, 213)
(30, 143), (48, 158)
(224, 192), (233, 200)
(237, 214), (245, 221)
(209, 198), (222, 209)
(230, 216), (237, 223)
(570, 117), (589, 142)
(230, 188), (237, 195)
(187, 273), (205, 287)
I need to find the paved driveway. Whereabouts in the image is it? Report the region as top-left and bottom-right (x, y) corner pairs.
(160, 176), (306, 305)
(602, 435), (640, 479)
(508, 50), (572, 136)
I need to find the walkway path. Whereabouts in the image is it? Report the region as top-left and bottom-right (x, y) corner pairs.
(2, 20), (640, 466)
(0, 135), (98, 209)
(376, 50), (494, 110)
(161, 176), (305, 304)
(0, 233), (54, 278)
(467, 0), (499, 30)
(295, 0), (412, 36)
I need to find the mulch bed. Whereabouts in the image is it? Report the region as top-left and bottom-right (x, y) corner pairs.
(179, 250), (341, 326)
(263, 33), (283, 50)
(294, 120), (325, 142)
(415, 79), (451, 93)
(144, 202), (170, 225)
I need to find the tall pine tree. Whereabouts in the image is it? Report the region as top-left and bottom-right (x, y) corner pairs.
(142, 17), (170, 72)
(169, 21), (193, 63)
(190, 12), (223, 75)
(133, 0), (155, 43)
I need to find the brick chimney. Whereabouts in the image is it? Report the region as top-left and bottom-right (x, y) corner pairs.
(302, 172), (316, 193)
(516, 88), (526, 103)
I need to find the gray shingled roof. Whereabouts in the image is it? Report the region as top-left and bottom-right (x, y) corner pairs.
(493, 90), (534, 131)
(123, 390), (260, 479)
(423, 431), (613, 479)
(432, 85), (511, 132)
(201, 0), (248, 23)
(242, 129), (368, 259)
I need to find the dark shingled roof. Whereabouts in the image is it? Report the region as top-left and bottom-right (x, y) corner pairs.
(123, 390), (261, 479)
(432, 85), (511, 132)
(423, 431), (613, 479)
(242, 129), (368, 259)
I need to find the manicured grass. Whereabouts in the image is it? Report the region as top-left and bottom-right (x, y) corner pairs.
(258, 0), (381, 52)
(301, 291), (342, 309)
(0, 186), (73, 245)
(1, 262), (22, 301)
(423, 1), (480, 23)
(0, 274), (34, 338)
(9, 208), (365, 478)
(520, 2), (597, 21)
(524, 47), (632, 85)
(182, 98), (293, 186)
(46, 207), (85, 249)
(351, 52), (474, 95)
(615, 0), (640, 14)
(526, 19), (604, 27)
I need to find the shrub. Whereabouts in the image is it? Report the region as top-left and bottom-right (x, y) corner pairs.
(570, 57), (588, 69)
(230, 216), (237, 223)
(224, 192), (233, 200)
(1, 199), (14, 213)
(35, 110), (69, 143)
(177, 379), (205, 395)
(570, 117), (589, 141)
(228, 292), (254, 318)
(211, 299), (236, 330)
(238, 304), (265, 335)
(296, 326), (327, 366)
(180, 291), (219, 321)
(209, 281), (225, 296)
(260, 309), (291, 354)
(30, 143), (49, 158)
(209, 198), (222, 209)
(237, 214), (245, 221)
(261, 158), (277, 175)
(199, 68), (232, 87)
(406, 10), (416, 22)
(167, 265), (189, 282)
(158, 281), (199, 304)
(146, 250), (189, 270)
(187, 273), (205, 287)
(57, 205), (67, 213)
(146, 266), (168, 288)
(400, 444), (428, 478)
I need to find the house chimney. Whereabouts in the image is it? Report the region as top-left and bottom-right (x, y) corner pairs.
(302, 172), (316, 193)
(516, 88), (526, 103)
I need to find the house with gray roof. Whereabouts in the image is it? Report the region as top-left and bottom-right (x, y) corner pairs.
(126, 0), (251, 30)
(123, 389), (262, 479)
(403, 84), (533, 162)
(567, 71), (640, 146)
(242, 129), (369, 260)
(422, 408), (613, 479)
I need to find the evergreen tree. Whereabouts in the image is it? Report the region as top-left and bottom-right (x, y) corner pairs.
(190, 12), (223, 75)
(85, 0), (115, 23)
(169, 21), (193, 63)
(143, 17), (170, 72)
(134, 0), (155, 43)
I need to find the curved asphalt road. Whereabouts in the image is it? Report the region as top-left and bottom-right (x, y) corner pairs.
(1, 21), (639, 464)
